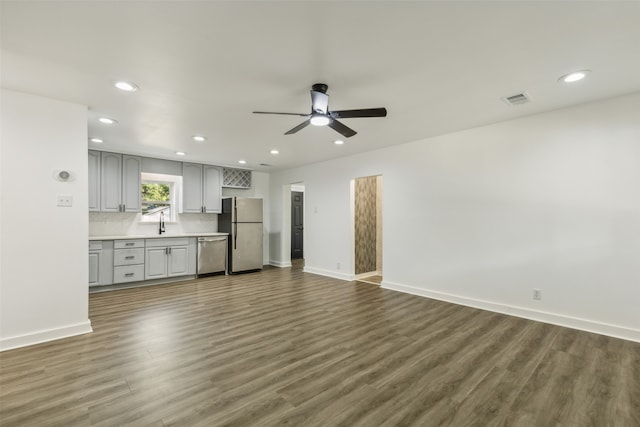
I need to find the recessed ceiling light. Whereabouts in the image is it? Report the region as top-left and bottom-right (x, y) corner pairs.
(270, 149), (279, 155)
(559, 70), (591, 83)
(98, 117), (117, 125)
(114, 81), (139, 92)
(334, 140), (344, 145)
(175, 151), (186, 156)
(89, 138), (103, 143)
(192, 135), (206, 142)
(238, 160), (247, 164)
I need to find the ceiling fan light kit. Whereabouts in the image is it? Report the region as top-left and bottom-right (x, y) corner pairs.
(253, 83), (387, 138)
(310, 115), (330, 126)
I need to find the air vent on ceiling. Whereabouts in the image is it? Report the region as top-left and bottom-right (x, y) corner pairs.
(502, 92), (531, 106)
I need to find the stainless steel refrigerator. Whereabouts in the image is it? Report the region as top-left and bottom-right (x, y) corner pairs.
(218, 197), (263, 273)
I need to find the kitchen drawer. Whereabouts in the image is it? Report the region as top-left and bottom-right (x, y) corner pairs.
(113, 248), (145, 266)
(113, 264), (145, 283)
(114, 239), (145, 249)
(145, 237), (190, 248)
(89, 241), (103, 250)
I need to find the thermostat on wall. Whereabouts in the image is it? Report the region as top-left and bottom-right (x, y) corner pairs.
(53, 169), (75, 182)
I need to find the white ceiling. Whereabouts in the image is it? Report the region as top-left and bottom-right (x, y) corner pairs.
(2, 1), (640, 172)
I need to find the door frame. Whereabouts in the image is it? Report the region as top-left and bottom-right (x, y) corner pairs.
(281, 182), (305, 267)
(351, 175), (383, 278)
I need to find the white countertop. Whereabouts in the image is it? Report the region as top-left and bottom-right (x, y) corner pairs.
(90, 232), (228, 240)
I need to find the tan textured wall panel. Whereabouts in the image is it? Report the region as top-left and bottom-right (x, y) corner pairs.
(376, 176), (383, 273)
(355, 176), (377, 274)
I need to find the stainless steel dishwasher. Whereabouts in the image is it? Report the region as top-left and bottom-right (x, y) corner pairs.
(197, 236), (228, 276)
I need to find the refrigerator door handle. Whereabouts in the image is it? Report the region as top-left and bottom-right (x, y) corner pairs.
(234, 222), (238, 250)
(234, 200), (238, 223)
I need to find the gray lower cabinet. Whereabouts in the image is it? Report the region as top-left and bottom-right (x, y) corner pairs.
(89, 240), (113, 287)
(113, 239), (145, 283)
(145, 238), (196, 279)
(89, 237), (198, 288)
(89, 247), (101, 286)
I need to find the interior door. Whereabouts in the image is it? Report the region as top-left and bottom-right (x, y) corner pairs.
(291, 191), (304, 259)
(232, 222), (263, 271)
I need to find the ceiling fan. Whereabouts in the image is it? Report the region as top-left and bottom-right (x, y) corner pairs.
(253, 83), (387, 138)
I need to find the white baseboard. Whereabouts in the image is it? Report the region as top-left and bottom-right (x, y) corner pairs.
(303, 266), (353, 281)
(382, 281), (640, 343)
(269, 260), (292, 268)
(0, 320), (93, 352)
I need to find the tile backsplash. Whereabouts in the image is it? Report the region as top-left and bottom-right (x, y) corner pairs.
(89, 212), (218, 237)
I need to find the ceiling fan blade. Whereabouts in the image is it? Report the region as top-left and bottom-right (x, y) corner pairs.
(328, 119), (357, 138)
(284, 119), (311, 135)
(253, 111), (310, 117)
(329, 108), (387, 119)
(310, 90), (329, 114)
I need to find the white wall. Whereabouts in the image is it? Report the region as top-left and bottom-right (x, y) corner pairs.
(1, 90), (92, 351)
(269, 92), (640, 342)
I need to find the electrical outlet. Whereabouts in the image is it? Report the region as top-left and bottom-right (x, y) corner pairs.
(533, 288), (542, 300)
(57, 194), (73, 207)
(336, 262), (341, 270)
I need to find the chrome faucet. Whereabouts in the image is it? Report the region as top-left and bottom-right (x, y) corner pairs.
(159, 211), (166, 234)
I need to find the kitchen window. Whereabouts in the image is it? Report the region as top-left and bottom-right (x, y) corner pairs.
(140, 173), (181, 222)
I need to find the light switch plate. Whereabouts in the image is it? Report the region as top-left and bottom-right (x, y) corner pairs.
(57, 194), (73, 207)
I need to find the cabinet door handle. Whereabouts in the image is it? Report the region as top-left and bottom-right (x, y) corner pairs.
(125, 256), (134, 259)
(125, 242), (134, 246)
(165, 247), (168, 255)
(169, 247), (172, 255)
(125, 273), (134, 277)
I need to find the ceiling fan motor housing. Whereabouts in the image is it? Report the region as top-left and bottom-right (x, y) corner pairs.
(312, 83), (328, 93)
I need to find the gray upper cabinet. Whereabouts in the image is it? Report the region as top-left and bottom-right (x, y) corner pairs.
(88, 150), (101, 212)
(122, 155), (141, 213)
(182, 163), (221, 213)
(100, 152), (141, 213)
(182, 163), (204, 213)
(100, 152), (122, 212)
(203, 165), (222, 213)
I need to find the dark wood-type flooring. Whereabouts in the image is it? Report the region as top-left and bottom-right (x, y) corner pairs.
(1, 267), (639, 426)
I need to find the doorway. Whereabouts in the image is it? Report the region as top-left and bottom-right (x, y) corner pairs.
(353, 175), (382, 285)
(291, 191), (304, 260)
(286, 183), (304, 270)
